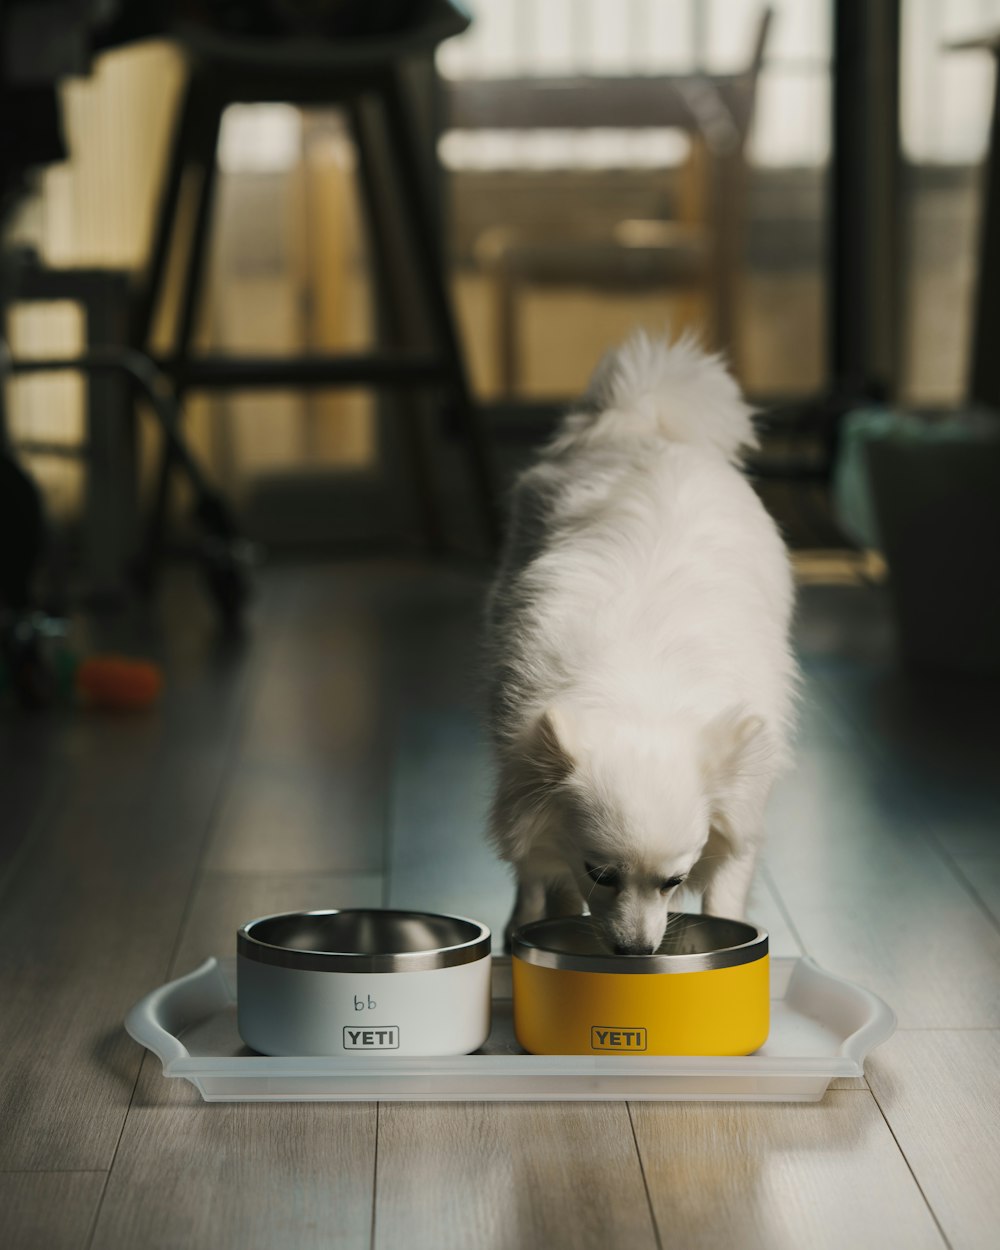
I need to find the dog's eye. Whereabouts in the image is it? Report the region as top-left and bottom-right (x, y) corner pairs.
(659, 876), (685, 893)
(585, 861), (621, 889)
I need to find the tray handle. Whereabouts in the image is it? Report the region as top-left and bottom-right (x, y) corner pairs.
(839, 989), (897, 1068)
(795, 957), (897, 1069)
(125, 957), (228, 1069)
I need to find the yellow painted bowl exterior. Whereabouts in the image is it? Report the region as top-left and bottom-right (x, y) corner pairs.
(513, 952), (770, 1056)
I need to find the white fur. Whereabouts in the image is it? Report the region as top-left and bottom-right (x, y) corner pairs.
(486, 330), (797, 954)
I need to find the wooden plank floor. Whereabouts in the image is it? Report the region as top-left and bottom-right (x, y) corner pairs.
(1, 561), (998, 1250)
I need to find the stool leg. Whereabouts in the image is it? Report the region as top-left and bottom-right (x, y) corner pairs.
(970, 47), (1000, 408)
(496, 264), (518, 400)
(132, 74), (199, 347)
(377, 67), (502, 553)
(141, 91), (224, 584)
(349, 100), (445, 552)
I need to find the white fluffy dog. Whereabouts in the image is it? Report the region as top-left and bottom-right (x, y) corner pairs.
(486, 331), (797, 954)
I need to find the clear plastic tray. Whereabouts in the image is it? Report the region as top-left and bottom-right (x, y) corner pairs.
(125, 955), (895, 1102)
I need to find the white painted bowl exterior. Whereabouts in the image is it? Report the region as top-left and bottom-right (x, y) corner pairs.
(237, 953), (492, 1056)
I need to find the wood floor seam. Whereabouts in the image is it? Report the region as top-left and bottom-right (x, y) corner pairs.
(81, 1067), (140, 1250)
(625, 1102), (664, 1250)
(0, 768), (71, 908)
(198, 867), (383, 879)
(866, 1085), (955, 1250)
(0, 1168), (109, 1175)
(160, 582), (291, 986)
(887, 1025), (1000, 1033)
(758, 861), (808, 954)
(369, 1101), (380, 1250)
(937, 851), (1000, 937)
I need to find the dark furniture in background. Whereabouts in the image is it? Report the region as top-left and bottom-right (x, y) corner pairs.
(1, 2), (253, 632)
(951, 29), (1000, 412)
(5, 267), (135, 600)
(2, 0), (497, 641)
(860, 28), (1000, 674)
(136, 3), (500, 567)
(829, 0), (903, 407)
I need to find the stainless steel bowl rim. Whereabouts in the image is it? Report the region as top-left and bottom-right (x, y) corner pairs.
(238, 908), (492, 973)
(512, 913), (768, 974)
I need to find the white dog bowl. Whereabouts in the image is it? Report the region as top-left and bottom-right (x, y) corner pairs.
(237, 909), (492, 1056)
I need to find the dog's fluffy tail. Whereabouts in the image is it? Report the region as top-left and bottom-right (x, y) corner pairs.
(582, 330), (757, 462)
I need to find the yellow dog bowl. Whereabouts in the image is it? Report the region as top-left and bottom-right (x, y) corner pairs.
(512, 913), (769, 1056)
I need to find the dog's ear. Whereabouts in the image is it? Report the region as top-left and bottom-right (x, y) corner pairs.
(490, 707), (578, 862)
(532, 707), (578, 780)
(700, 707), (772, 839)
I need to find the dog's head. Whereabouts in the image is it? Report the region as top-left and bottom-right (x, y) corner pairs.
(527, 705), (770, 954)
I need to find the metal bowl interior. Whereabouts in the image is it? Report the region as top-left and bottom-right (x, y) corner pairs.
(512, 913), (767, 974)
(238, 908), (491, 973)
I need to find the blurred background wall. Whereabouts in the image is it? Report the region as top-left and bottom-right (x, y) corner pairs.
(4, 0), (999, 537)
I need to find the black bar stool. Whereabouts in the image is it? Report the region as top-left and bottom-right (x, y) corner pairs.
(133, 1), (499, 572)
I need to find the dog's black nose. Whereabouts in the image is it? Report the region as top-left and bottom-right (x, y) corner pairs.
(614, 942), (655, 956)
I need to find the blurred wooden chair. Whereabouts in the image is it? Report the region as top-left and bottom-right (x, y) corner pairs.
(445, 8), (773, 395)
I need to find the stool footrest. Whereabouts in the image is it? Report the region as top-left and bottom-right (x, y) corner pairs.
(156, 352), (453, 390)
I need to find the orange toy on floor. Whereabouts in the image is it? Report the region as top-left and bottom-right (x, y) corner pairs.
(74, 656), (163, 711)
